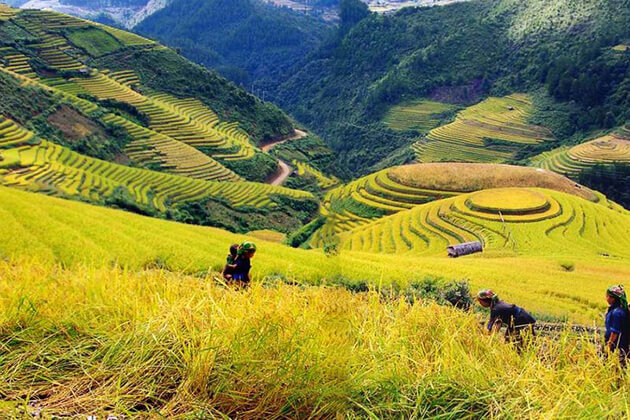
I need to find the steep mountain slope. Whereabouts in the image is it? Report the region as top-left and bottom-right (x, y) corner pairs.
(0, 6), (318, 232)
(136, 0), (333, 86)
(270, 0), (630, 175)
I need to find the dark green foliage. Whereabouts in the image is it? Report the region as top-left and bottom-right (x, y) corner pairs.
(339, 0), (369, 34)
(95, 48), (294, 143)
(0, 71), (58, 124)
(270, 133), (337, 177)
(172, 194), (319, 234)
(65, 27), (123, 57)
(219, 152), (277, 182)
(269, 0), (630, 174)
(105, 186), (159, 217)
(578, 163), (630, 209)
(136, 0), (333, 87)
(286, 216), (325, 248)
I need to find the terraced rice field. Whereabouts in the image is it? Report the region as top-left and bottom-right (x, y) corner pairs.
(1, 185), (629, 324)
(0, 117), (312, 211)
(337, 186), (630, 260)
(103, 114), (241, 182)
(69, 73), (256, 161)
(412, 94), (552, 163)
(0, 4), (15, 20)
(612, 44), (629, 52)
(293, 160), (339, 189)
(310, 162), (614, 248)
(0, 49), (37, 79)
(533, 127), (630, 177)
(383, 99), (457, 132)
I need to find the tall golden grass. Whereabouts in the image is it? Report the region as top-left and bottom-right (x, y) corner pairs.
(1, 259), (628, 417)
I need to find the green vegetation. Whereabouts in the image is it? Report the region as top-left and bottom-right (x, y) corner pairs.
(270, 0), (630, 174)
(383, 99), (458, 132)
(65, 27), (122, 57)
(136, 0), (333, 87)
(413, 94), (553, 163)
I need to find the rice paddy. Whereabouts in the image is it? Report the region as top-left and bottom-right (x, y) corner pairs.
(310, 163), (607, 247)
(0, 185), (629, 323)
(0, 117), (312, 211)
(293, 159), (339, 189)
(533, 126), (630, 177)
(412, 94), (552, 163)
(0, 6), (266, 187)
(383, 99), (458, 132)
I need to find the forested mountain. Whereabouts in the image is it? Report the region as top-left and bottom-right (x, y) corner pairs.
(136, 0), (334, 87)
(267, 0), (630, 176)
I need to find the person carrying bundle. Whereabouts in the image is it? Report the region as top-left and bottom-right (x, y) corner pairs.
(231, 241), (257, 287)
(604, 285), (630, 366)
(476, 289), (536, 344)
(222, 243), (240, 281)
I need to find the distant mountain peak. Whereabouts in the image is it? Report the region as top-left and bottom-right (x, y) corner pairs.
(16, 0), (173, 28)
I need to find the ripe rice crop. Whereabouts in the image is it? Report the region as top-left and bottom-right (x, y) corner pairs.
(383, 99), (457, 132)
(293, 159), (339, 189)
(413, 94), (552, 163)
(0, 186), (628, 322)
(311, 163), (605, 248)
(0, 120), (312, 212)
(2, 259), (630, 417)
(533, 129), (630, 177)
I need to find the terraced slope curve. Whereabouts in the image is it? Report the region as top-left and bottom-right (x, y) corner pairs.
(533, 126), (630, 177)
(0, 7), (268, 183)
(337, 187), (630, 258)
(0, 117), (313, 212)
(412, 95), (552, 163)
(311, 163), (607, 247)
(293, 160), (339, 189)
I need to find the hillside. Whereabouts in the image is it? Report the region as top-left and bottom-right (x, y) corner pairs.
(270, 0), (630, 175)
(136, 0), (334, 86)
(0, 6), (320, 232)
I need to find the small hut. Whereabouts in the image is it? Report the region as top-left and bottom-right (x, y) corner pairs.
(447, 241), (483, 258)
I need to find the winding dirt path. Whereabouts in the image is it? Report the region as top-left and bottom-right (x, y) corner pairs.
(263, 129), (308, 186)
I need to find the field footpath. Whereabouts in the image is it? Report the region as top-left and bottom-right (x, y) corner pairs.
(263, 129), (308, 185)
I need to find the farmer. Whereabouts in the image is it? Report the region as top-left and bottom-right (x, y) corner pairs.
(476, 289), (536, 343)
(222, 243), (239, 281)
(604, 285), (630, 366)
(232, 241), (257, 287)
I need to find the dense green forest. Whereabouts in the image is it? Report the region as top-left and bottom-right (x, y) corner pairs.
(136, 0), (334, 87)
(267, 0), (630, 176)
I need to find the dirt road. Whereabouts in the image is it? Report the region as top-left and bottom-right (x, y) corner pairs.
(263, 129), (308, 186)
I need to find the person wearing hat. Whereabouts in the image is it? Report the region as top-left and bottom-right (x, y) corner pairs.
(232, 241), (257, 287)
(605, 285), (630, 365)
(476, 289), (536, 341)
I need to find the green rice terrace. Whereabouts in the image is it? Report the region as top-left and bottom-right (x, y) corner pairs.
(0, 5), (321, 232)
(532, 125), (630, 178)
(309, 163), (623, 248)
(412, 94), (553, 163)
(0, 117), (312, 212)
(383, 99), (458, 132)
(0, 6), (280, 183)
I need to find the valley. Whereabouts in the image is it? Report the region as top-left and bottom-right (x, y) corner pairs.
(0, 0), (630, 417)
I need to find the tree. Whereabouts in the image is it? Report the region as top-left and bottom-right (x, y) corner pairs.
(339, 0), (370, 34)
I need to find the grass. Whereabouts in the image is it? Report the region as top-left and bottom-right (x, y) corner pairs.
(0, 186), (629, 323)
(383, 99), (457, 132)
(66, 28), (123, 57)
(413, 94), (552, 163)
